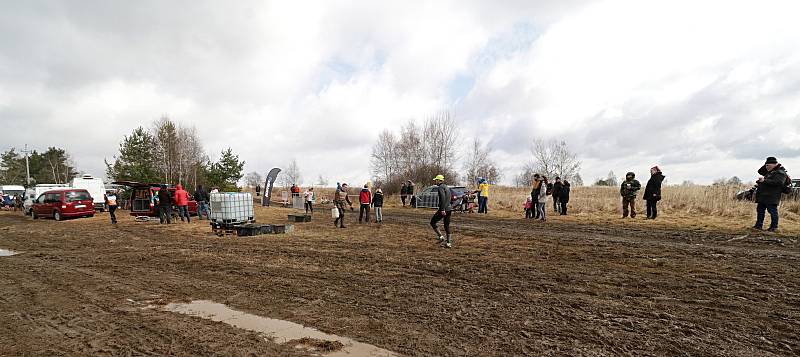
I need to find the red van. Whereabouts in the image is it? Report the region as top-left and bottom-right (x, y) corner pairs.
(112, 181), (198, 217)
(31, 189), (95, 221)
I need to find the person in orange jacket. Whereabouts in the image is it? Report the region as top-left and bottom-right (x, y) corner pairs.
(174, 184), (190, 223)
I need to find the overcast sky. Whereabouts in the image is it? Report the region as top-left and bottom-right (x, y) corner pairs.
(2, 0), (799, 186)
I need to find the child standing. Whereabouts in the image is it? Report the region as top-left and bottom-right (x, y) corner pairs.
(373, 188), (384, 222)
(524, 196), (533, 219)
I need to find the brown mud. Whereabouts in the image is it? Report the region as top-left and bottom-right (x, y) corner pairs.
(0, 206), (798, 356)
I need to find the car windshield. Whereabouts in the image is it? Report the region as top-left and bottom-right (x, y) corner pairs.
(66, 191), (91, 202)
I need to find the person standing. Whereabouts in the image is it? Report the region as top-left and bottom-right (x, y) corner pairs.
(194, 185), (210, 220)
(400, 182), (408, 207)
(358, 184), (372, 223)
(158, 185), (173, 224)
(537, 177), (549, 221)
(373, 188), (384, 223)
(753, 157), (789, 232)
(643, 166), (665, 220)
(175, 184), (190, 223)
(430, 175), (454, 248)
(620, 172), (642, 218)
(333, 183), (353, 228)
(476, 178), (490, 214)
(304, 187), (315, 214)
(255, 184), (261, 197)
(552, 177), (563, 213)
(530, 174), (542, 219)
(560, 180), (571, 215)
(104, 190), (119, 224)
(407, 181), (416, 207)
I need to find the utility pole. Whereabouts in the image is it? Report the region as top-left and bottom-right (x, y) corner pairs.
(23, 144), (31, 186)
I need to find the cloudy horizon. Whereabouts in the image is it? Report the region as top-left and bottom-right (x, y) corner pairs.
(2, 0), (799, 187)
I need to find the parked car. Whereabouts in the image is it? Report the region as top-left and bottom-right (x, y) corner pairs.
(414, 185), (468, 209)
(31, 189), (95, 221)
(71, 174), (107, 211)
(112, 181), (198, 217)
(23, 184), (69, 215)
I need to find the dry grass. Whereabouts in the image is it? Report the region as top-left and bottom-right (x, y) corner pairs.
(486, 185), (800, 235)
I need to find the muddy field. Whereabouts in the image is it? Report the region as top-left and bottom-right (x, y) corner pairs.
(1, 205), (798, 356)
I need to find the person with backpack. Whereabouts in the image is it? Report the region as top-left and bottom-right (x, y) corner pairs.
(430, 175), (454, 248)
(643, 166), (665, 220)
(333, 183), (353, 228)
(373, 188), (384, 223)
(620, 172), (642, 218)
(753, 157), (789, 232)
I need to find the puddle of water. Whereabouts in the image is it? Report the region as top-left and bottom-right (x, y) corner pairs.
(0, 249), (19, 257)
(165, 300), (398, 357)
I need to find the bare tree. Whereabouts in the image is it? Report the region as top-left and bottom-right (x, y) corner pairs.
(464, 137), (502, 185)
(151, 116), (206, 188)
(316, 174), (329, 187)
(280, 159), (301, 188)
(244, 171), (262, 189)
(422, 111), (459, 170)
(370, 129), (398, 183)
(528, 139), (581, 181)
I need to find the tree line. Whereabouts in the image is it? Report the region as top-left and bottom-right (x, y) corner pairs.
(0, 147), (78, 186)
(105, 117), (244, 192)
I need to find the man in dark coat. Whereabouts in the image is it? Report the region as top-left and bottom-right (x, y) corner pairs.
(158, 185), (173, 224)
(551, 177), (563, 213)
(430, 175), (454, 248)
(400, 182), (408, 207)
(753, 156), (789, 232)
(559, 180), (571, 215)
(643, 166), (665, 220)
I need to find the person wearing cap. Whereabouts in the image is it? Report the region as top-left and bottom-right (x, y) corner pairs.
(373, 188), (384, 223)
(753, 156), (789, 232)
(620, 172), (641, 218)
(430, 175), (454, 248)
(476, 178), (490, 214)
(643, 166), (665, 220)
(333, 183), (353, 228)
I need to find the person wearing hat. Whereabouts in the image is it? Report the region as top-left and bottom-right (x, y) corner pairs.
(373, 188), (384, 223)
(430, 174), (454, 248)
(620, 172), (641, 218)
(753, 156), (789, 232)
(333, 183), (353, 228)
(643, 166), (665, 220)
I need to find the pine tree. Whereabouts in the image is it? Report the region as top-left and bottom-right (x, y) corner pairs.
(106, 127), (160, 183)
(206, 148), (244, 191)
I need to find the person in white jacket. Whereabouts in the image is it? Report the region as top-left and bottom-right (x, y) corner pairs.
(537, 177), (549, 221)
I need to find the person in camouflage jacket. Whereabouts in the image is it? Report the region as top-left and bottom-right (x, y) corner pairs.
(620, 172), (641, 218)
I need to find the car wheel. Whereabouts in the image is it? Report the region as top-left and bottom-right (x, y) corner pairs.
(54, 210), (62, 221)
(32, 210), (38, 220)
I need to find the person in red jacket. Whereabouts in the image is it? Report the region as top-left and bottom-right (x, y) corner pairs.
(358, 184), (372, 223)
(174, 184), (191, 223)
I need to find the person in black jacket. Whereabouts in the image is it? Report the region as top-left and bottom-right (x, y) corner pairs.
(158, 185), (173, 224)
(430, 175), (454, 248)
(194, 185), (210, 220)
(373, 188), (384, 223)
(552, 178), (563, 213)
(643, 166), (665, 220)
(400, 182), (408, 207)
(753, 157), (789, 232)
(559, 180), (571, 215)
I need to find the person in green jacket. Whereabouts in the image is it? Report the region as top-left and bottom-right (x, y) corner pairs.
(620, 172), (641, 218)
